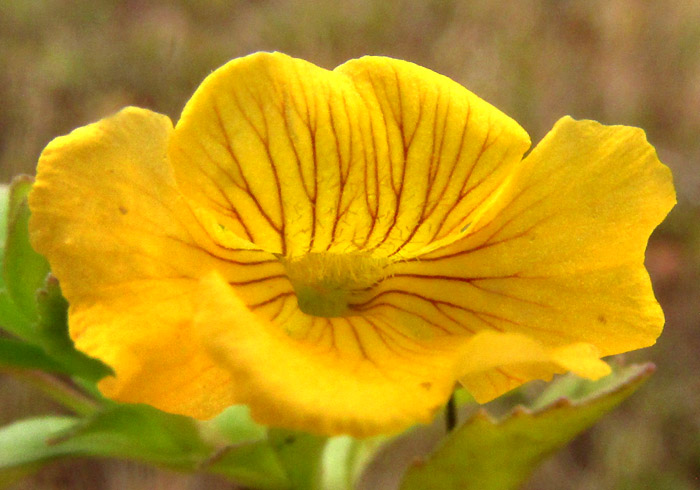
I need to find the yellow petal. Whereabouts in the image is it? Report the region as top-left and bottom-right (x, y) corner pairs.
(30, 107), (217, 297)
(550, 343), (612, 379)
(334, 56), (531, 255)
(169, 52), (530, 257)
(29, 107), (275, 418)
(359, 117), (674, 401)
(456, 332), (610, 403)
(73, 280), (240, 419)
(195, 272), (460, 437)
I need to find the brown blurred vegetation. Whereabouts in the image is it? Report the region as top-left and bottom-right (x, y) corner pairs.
(1, 0), (699, 489)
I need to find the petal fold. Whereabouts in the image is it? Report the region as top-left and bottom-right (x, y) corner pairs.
(195, 272), (460, 437)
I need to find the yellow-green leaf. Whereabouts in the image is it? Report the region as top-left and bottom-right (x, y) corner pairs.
(0, 337), (71, 374)
(268, 430), (327, 490)
(400, 363), (655, 490)
(3, 176), (50, 326)
(0, 405), (293, 490)
(0, 184), (9, 254)
(0, 416), (79, 487)
(0, 182), (34, 337)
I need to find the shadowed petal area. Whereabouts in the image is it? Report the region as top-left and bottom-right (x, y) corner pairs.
(168, 52), (530, 258)
(28, 108), (262, 418)
(369, 117), (675, 401)
(196, 272), (460, 437)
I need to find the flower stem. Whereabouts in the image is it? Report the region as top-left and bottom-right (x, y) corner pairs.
(9, 369), (99, 416)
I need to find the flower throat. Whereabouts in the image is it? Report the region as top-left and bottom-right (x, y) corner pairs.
(281, 252), (391, 318)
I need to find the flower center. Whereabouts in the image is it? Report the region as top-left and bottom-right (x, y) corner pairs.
(282, 252), (390, 318)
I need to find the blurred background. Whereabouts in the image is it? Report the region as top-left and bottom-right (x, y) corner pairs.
(0, 0), (698, 488)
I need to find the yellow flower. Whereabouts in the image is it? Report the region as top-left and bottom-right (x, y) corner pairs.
(29, 52), (675, 437)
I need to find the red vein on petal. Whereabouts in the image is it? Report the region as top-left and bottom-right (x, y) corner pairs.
(248, 291), (296, 309)
(227, 89), (287, 254)
(350, 316), (438, 378)
(344, 317), (377, 366)
(350, 85), (381, 248)
(385, 272), (550, 308)
(413, 177), (554, 262)
(366, 314), (448, 359)
(350, 288), (547, 337)
(388, 90), (434, 256)
(176, 137), (257, 243)
(430, 127), (498, 241)
(326, 94), (344, 251)
(227, 273), (288, 286)
(349, 294), (455, 335)
(211, 102), (282, 245)
(427, 89), (446, 188)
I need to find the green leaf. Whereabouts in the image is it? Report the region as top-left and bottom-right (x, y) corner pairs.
(400, 363), (655, 490)
(0, 290), (33, 339)
(0, 416), (79, 468)
(0, 407), (215, 486)
(0, 184), (9, 255)
(530, 361), (650, 410)
(205, 440), (291, 490)
(204, 405), (268, 445)
(0, 416), (80, 485)
(0, 177), (108, 381)
(0, 182), (34, 338)
(0, 337), (72, 374)
(268, 429), (327, 490)
(0, 273), (110, 384)
(32, 274), (111, 382)
(0, 405), (296, 490)
(200, 405), (291, 489)
(54, 404), (214, 467)
(2, 176), (50, 327)
(0, 407), (209, 469)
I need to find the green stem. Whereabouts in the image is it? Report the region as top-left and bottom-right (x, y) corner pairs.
(9, 369), (99, 416)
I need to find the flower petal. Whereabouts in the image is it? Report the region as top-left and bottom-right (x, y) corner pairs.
(30, 107), (217, 295)
(170, 52), (352, 255)
(168, 52), (530, 257)
(334, 56), (531, 255)
(195, 272), (460, 437)
(358, 117), (674, 401)
(28, 107), (262, 418)
(72, 280), (241, 418)
(456, 332), (610, 403)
